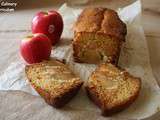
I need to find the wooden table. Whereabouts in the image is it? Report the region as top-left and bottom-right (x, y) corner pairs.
(0, 0), (160, 119)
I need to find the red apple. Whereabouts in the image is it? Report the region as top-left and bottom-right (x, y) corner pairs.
(31, 11), (63, 45)
(20, 33), (52, 64)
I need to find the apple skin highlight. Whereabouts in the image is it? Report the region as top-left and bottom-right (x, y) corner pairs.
(20, 33), (52, 64)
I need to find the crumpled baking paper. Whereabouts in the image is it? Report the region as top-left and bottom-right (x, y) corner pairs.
(0, 0), (160, 119)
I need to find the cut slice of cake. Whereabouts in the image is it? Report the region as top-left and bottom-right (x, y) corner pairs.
(25, 59), (83, 108)
(85, 63), (141, 116)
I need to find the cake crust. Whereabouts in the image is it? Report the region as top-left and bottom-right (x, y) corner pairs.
(74, 8), (126, 40)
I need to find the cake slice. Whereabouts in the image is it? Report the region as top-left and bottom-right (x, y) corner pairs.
(73, 8), (127, 64)
(85, 63), (141, 116)
(25, 59), (83, 108)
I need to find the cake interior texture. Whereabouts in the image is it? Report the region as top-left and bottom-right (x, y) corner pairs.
(25, 60), (83, 107)
(86, 63), (141, 115)
(73, 32), (122, 64)
(26, 61), (81, 92)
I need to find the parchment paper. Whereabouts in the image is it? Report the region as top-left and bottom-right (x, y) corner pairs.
(0, 0), (160, 119)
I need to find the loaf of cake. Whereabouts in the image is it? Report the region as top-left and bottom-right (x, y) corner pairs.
(73, 8), (127, 64)
(25, 59), (83, 108)
(85, 63), (141, 116)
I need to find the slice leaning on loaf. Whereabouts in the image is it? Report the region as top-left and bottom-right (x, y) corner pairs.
(73, 7), (127, 64)
(25, 59), (83, 108)
(85, 63), (141, 116)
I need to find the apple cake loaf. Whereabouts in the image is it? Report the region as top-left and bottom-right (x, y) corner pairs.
(73, 8), (127, 64)
(25, 59), (83, 108)
(85, 63), (141, 116)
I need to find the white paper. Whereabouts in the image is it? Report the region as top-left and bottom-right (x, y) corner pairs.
(0, 0), (160, 119)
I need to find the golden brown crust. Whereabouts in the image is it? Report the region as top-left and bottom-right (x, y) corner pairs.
(85, 63), (141, 116)
(74, 7), (127, 40)
(74, 8), (105, 33)
(25, 60), (83, 108)
(73, 8), (127, 64)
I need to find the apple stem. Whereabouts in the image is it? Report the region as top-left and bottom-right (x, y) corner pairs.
(43, 11), (48, 15)
(26, 35), (34, 38)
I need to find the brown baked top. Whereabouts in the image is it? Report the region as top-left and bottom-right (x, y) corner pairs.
(74, 8), (127, 40)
